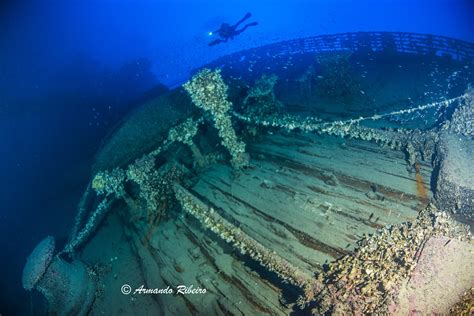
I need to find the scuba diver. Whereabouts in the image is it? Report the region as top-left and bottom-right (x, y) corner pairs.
(208, 12), (258, 46)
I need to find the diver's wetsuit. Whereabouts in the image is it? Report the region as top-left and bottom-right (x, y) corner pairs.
(209, 12), (258, 46)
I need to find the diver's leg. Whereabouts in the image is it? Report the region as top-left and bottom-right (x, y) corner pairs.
(234, 22), (258, 35)
(233, 12), (252, 28)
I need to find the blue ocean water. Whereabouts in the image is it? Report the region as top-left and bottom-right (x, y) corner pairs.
(1, 0), (473, 315)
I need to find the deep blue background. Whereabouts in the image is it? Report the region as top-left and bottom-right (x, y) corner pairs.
(1, 0), (473, 314)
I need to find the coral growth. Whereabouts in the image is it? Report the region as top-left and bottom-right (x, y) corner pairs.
(441, 88), (474, 136)
(127, 156), (188, 221)
(173, 183), (321, 306)
(234, 93), (468, 166)
(235, 93), (466, 137)
(312, 204), (471, 315)
(69, 182), (92, 248)
(126, 154), (156, 185)
(183, 68), (248, 169)
(167, 117), (200, 146)
(64, 198), (113, 254)
(167, 117), (206, 167)
(67, 164), (137, 253)
(449, 288), (474, 315)
(65, 115), (203, 254)
(91, 168), (126, 196)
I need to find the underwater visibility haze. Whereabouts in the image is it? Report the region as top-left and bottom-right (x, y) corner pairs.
(1, 0), (474, 315)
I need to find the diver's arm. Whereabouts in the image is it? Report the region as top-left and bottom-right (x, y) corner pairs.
(208, 38), (227, 46)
